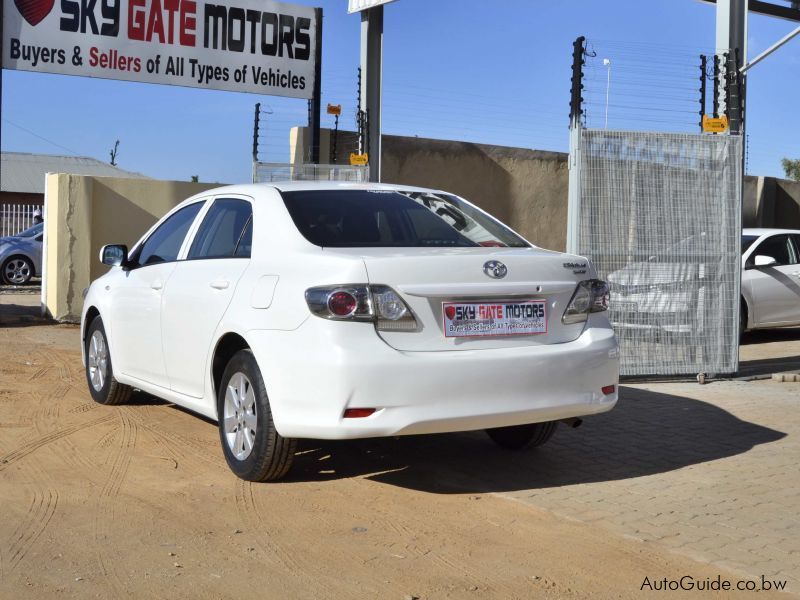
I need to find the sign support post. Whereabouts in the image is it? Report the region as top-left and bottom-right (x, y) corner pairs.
(360, 5), (383, 182)
(310, 7), (323, 164)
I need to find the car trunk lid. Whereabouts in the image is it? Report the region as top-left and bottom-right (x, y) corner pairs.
(327, 247), (591, 352)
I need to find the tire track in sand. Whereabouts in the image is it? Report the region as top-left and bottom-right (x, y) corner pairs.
(0, 414), (115, 471)
(92, 410), (138, 595)
(5, 488), (59, 572)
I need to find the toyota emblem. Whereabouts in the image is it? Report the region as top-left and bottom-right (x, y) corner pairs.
(483, 260), (507, 279)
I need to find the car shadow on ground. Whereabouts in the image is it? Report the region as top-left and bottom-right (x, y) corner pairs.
(738, 328), (800, 377)
(741, 328), (800, 346)
(284, 386), (785, 493)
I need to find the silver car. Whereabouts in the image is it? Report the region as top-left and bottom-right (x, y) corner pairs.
(0, 222), (43, 285)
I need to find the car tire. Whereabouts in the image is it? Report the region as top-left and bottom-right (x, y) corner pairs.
(485, 421), (558, 450)
(739, 300), (747, 339)
(218, 350), (296, 482)
(85, 316), (132, 405)
(2, 255), (34, 285)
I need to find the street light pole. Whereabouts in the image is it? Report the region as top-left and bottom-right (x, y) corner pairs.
(603, 58), (611, 129)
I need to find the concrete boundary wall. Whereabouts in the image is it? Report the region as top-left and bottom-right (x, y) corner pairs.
(43, 174), (218, 321)
(291, 126), (571, 252)
(292, 127), (800, 249)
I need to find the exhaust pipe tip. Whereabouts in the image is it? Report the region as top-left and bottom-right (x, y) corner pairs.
(560, 417), (583, 429)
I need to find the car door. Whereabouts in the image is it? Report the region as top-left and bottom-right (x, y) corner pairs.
(744, 234), (800, 326)
(109, 201), (205, 387)
(161, 197), (253, 399)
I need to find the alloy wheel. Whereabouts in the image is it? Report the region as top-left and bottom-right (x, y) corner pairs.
(87, 330), (108, 392)
(223, 372), (258, 460)
(3, 258), (31, 284)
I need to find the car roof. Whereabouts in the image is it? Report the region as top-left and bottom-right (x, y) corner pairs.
(743, 228), (800, 236)
(189, 181), (444, 199)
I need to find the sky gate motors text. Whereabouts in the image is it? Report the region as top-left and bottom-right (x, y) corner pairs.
(58, 0), (311, 60)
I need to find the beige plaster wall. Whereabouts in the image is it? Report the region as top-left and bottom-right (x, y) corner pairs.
(43, 174), (217, 321)
(291, 127), (570, 251)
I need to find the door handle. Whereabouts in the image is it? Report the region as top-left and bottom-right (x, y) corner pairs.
(210, 279), (230, 290)
(150, 281), (163, 290)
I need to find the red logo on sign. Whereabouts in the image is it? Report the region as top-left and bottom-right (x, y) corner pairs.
(15, 0), (54, 25)
(444, 306), (456, 320)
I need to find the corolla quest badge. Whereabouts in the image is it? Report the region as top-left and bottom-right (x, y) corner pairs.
(483, 260), (508, 279)
(563, 261), (588, 275)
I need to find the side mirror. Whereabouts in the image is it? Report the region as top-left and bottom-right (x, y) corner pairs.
(754, 255), (778, 268)
(100, 244), (129, 268)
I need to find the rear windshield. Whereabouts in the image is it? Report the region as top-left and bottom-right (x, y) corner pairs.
(281, 190), (529, 248)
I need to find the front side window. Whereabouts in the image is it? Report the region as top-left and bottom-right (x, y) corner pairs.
(750, 234), (796, 267)
(134, 202), (204, 267)
(281, 190), (529, 248)
(188, 198), (253, 259)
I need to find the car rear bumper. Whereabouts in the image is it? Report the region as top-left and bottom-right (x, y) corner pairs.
(247, 314), (619, 440)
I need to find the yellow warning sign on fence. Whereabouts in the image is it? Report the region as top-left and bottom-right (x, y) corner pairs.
(350, 153), (369, 166)
(326, 104), (342, 116)
(702, 115), (729, 133)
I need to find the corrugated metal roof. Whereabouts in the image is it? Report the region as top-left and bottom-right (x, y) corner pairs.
(1, 152), (150, 194)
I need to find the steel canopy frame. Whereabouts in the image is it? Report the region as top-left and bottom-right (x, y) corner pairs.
(700, 0), (800, 22)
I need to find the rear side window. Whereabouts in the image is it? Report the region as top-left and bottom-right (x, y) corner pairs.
(281, 190), (529, 248)
(741, 234), (758, 255)
(188, 198), (253, 259)
(135, 202), (203, 267)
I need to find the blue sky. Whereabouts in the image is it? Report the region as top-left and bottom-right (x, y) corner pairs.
(2, 0), (798, 182)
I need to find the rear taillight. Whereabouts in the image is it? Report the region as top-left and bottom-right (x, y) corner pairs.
(370, 285), (417, 331)
(328, 291), (358, 317)
(562, 279), (610, 324)
(305, 284), (417, 331)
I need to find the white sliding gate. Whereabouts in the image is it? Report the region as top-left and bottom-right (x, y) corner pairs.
(568, 129), (743, 377)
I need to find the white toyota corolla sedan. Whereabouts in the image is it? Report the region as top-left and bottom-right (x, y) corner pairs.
(81, 182), (619, 481)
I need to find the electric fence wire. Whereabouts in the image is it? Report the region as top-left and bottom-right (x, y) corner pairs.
(254, 39), (793, 176)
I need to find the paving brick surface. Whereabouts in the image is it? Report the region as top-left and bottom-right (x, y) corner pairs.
(497, 377), (800, 588)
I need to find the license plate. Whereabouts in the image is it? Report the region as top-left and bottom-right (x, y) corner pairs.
(442, 300), (547, 338)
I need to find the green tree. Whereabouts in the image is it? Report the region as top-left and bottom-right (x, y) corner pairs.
(190, 175), (199, 182)
(782, 158), (800, 182)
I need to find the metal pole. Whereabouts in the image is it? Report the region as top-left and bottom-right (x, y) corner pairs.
(252, 103), (261, 162)
(309, 7), (323, 165)
(715, 0), (747, 126)
(332, 113), (339, 163)
(700, 55), (707, 131)
(713, 54), (720, 117)
(741, 25), (800, 73)
(1, 0), (4, 157)
(566, 36), (586, 255)
(604, 59), (611, 129)
(569, 36), (586, 129)
(360, 5), (383, 182)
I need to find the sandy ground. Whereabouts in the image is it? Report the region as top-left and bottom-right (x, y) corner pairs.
(0, 301), (791, 598)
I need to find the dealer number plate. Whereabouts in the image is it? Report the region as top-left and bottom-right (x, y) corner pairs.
(442, 301), (547, 338)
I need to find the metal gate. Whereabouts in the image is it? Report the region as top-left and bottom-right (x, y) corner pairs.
(567, 129), (743, 377)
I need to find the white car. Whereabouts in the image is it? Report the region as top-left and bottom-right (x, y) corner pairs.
(741, 228), (800, 334)
(81, 182), (619, 481)
(608, 228), (800, 339)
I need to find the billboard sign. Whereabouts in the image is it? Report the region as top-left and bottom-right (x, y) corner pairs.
(1, 0), (318, 99)
(347, 0), (396, 13)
